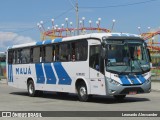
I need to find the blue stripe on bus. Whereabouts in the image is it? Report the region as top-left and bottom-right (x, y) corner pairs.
(54, 38), (62, 43)
(119, 75), (131, 85)
(136, 75), (146, 83)
(128, 75), (141, 84)
(44, 40), (52, 45)
(35, 63), (45, 84)
(36, 41), (43, 45)
(54, 62), (72, 85)
(10, 65), (12, 82)
(44, 63), (56, 84)
(8, 65), (13, 82)
(11, 65), (13, 82)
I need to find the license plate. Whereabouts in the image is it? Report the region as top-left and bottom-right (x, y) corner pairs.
(129, 91), (137, 95)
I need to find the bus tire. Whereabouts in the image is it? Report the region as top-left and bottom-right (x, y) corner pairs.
(77, 82), (91, 102)
(27, 80), (39, 97)
(114, 95), (126, 101)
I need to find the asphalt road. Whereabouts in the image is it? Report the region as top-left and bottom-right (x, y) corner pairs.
(0, 83), (160, 120)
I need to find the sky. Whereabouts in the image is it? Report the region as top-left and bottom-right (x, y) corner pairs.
(0, 0), (160, 51)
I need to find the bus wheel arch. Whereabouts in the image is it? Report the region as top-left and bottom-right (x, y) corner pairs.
(75, 79), (91, 102)
(27, 78), (34, 87)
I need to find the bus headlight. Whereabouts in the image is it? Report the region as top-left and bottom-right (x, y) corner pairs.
(107, 78), (121, 86)
(144, 77), (151, 84)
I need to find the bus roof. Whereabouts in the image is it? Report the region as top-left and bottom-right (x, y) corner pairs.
(8, 33), (141, 50)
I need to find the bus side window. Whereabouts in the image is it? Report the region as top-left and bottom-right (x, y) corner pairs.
(16, 49), (22, 64)
(89, 45), (100, 71)
(8, 50), (13, 64)
(52, 45), (56, 62)
(77, 40), (87, 61)
(71, 40), (88, 61)
(21, 48), (30, 64)
(45, 45), (52, 62)
(30, 48), (33, 63)
(59, 43), (71, 62)
(71, 42), (76, 61)
(13, 50), (16, 64)
(55, 44), (60, 61)
(40, 46), (45, 62)
(33, 47), (40, 63)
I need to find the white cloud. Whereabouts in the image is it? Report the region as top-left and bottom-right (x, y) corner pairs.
(0, 31), (35, 52)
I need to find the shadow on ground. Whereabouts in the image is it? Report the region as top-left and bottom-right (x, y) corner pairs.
(10, 91), (150, 104)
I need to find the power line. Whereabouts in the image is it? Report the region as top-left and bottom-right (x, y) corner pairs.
(3, 0), (158, 34)
(54, 8), (73, 20)
(68, 0), (76, 9)
(68, 0), (79, 35)
(80, 0), (158, 8)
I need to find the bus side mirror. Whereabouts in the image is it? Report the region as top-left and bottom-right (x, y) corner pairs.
(102, 39), (107, 48)
(147, 49), (151, 62)
(101, 47), (107, 59)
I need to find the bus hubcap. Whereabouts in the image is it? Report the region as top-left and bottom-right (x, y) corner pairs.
(29, 84), (34, 94)
(80, 87), (86, 97)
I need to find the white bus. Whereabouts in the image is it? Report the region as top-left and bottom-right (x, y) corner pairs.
(7, 33), (151, 102)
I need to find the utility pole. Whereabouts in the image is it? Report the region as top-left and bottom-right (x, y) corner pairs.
(69, 0), (79, 35)
(76, 0), (79, 35)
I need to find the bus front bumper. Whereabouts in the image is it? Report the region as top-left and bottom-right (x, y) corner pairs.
(106, 78), (151, 96)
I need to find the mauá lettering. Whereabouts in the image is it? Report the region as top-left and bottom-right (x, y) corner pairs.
(16, 67), (31, 74)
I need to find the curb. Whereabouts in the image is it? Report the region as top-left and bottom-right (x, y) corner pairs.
(151, 89), (160, 92)
(151, 80), (160, 82)
(0, 79), (7, 84)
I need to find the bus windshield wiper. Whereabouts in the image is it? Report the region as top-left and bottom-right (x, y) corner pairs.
(134, 59), (145, 73)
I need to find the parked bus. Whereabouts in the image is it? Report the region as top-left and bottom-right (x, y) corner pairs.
(0, 52), (6, 79)
(7, 33), (151, 101)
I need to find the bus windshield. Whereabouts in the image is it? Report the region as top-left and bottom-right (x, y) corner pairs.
(106, 40), (150, 74)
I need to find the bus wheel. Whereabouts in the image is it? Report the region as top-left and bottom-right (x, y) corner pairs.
(27, 80), (39, 97)
(77, 82), (90, 102)
(114, 95), (126, 101)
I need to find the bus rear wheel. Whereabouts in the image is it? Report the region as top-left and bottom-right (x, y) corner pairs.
(27, 80), (42, 97)
(77, 82), (91, 102)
